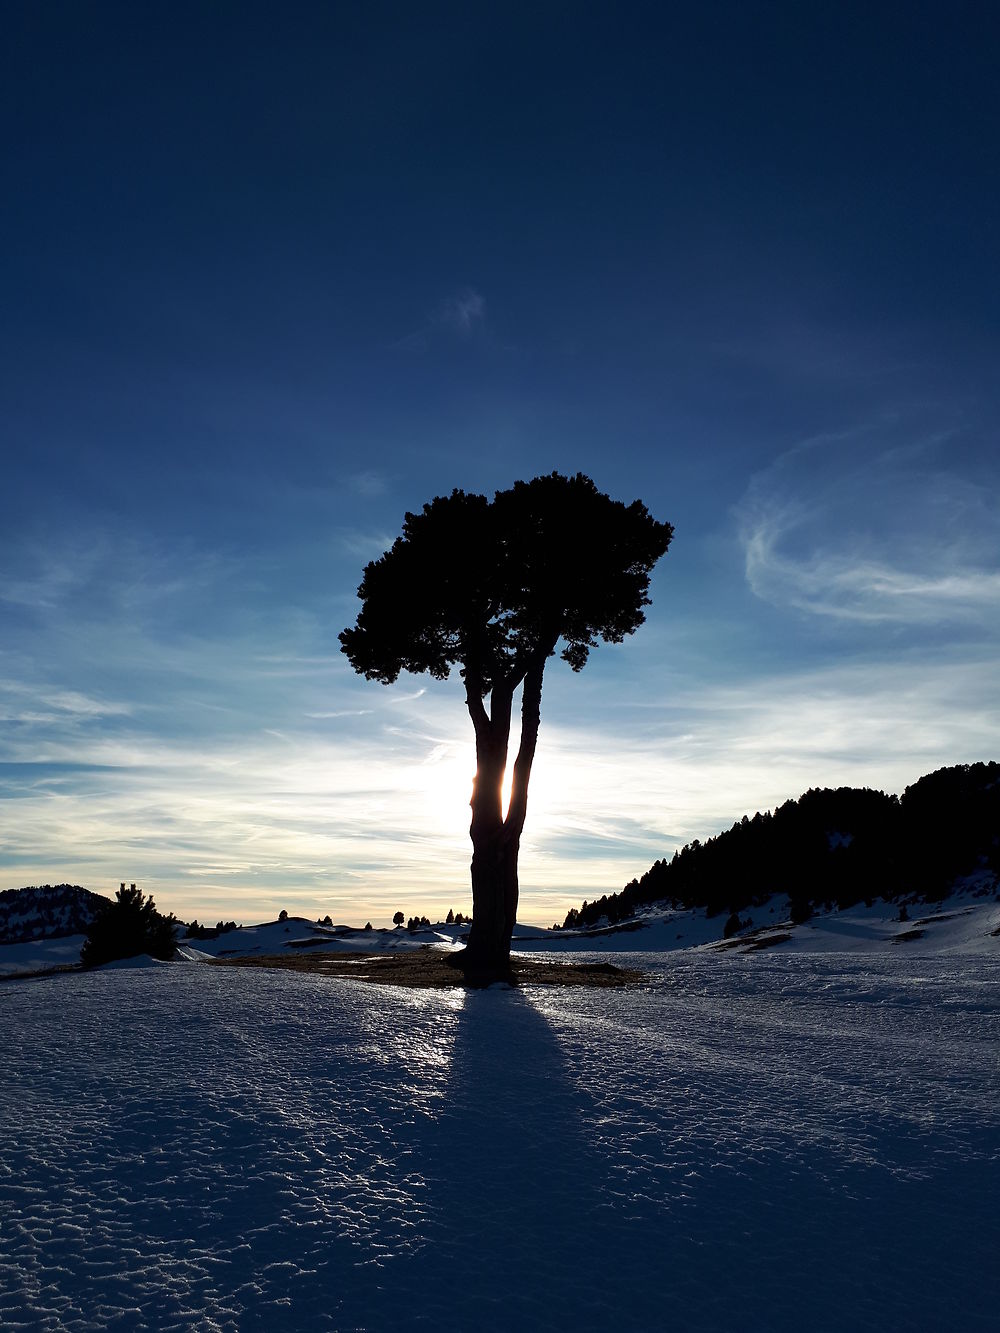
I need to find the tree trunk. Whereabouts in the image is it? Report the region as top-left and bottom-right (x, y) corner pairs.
(458, 657), (546, 978)
(462, 683), (513, 974)
(501, 658), (544, 941)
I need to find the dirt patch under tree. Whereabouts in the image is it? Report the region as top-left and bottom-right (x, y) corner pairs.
(210, 947), (646, 989)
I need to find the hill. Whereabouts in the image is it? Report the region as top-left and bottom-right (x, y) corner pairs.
(563, 762), (1000, 929)
(0, 884), (111, 946)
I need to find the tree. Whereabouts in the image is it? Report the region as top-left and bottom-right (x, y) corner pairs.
(278, 909), (288, 922)
(81, 882), (178, 968)
(392, 910), (405, 926)
(341, 472), (672, 974)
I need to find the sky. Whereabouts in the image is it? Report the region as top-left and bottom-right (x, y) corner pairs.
(2, 1), (998, 927)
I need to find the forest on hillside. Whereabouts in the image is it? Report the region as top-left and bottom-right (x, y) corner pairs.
(563, 762), (1000, 930)
(0, 884), (109, 945)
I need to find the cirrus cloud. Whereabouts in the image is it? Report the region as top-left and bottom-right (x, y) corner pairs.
(738, 427), (1000, 629)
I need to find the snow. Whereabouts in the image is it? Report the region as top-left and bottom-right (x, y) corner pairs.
(2, 943), (998, 1330)
(0, 932), (87, 977)
(183, 918), (457, 961)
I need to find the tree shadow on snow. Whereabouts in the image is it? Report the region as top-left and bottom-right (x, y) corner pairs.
(376, 985), (653, 1330)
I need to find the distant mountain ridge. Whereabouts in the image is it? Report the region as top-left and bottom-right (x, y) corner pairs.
(0, 884), (111, 946)
(563, 762), (1000, 929)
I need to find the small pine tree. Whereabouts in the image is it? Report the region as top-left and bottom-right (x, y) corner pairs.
(81, 883), (177, 967)
(446, 908), (455, 924)
(789, 897), (813, 925)
(723, 911), (742, 939)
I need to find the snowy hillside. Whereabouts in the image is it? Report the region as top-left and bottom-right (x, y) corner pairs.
(0, 884), (109, 945)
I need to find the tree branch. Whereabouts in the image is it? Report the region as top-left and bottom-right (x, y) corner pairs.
(463, 665), (489, 735)
(504, 653), (547, 840)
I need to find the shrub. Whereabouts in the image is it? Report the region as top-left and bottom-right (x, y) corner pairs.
(81, 883), (177, 967)
(789, 897), (813, 925)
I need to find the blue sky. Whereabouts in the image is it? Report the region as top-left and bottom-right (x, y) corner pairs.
(2, 2), (998, 925)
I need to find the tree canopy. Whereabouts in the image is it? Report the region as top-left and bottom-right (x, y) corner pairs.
(340, 472), (673, 695)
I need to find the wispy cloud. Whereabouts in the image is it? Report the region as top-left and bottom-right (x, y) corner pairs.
(737, 428), (1000, 628)
(339, 528), (399, 560)
(0, 680), (133, 723)
(392, 286), (487, 348)
(346, 470), (388, 497)
(438, 287), (485, 336)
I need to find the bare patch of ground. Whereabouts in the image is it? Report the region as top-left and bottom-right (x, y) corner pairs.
(912, 909), (974, 925)
(210, 947), (646, 989)
(712, 926), (793, 954)
(741, 932), (793, 952)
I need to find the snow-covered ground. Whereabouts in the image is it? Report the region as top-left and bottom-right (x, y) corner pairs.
(0, 932), (89, 977)
(2, 945), (998, 1331)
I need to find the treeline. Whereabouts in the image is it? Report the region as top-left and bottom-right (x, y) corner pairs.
(184, 919), (240, 940)
(563, 762), (1000, 929)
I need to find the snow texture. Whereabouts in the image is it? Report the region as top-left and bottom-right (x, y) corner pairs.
(2, 950), (998, 1331)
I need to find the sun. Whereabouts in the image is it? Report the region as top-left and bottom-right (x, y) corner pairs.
(411, 742), (557, 830)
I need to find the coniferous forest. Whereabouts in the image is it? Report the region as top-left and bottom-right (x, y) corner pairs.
(563, 763), (1000, 929)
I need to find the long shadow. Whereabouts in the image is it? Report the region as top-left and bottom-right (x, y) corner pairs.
(374, 984), (659, 1331)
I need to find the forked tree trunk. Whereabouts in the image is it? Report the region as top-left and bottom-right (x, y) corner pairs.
(459, 659), (545, 977)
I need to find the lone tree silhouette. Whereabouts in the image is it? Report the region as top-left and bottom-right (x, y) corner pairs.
(340, 472), (672, 975)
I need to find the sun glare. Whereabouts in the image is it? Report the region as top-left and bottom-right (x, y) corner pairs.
(411, 743), (555, 832)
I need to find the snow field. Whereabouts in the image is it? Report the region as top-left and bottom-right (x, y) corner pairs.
(1, 953), (998, 1331)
